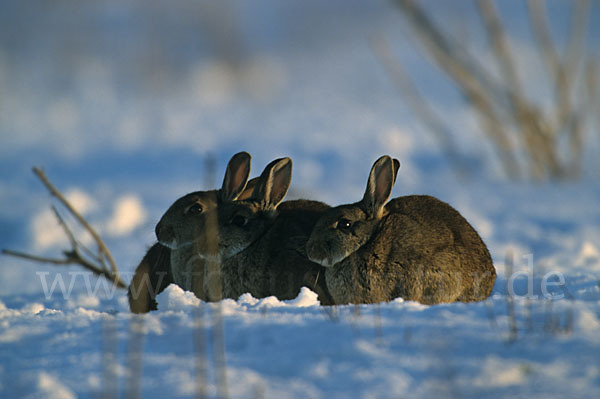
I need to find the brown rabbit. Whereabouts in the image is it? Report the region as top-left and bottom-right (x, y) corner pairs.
(306, 155), (496, 305)
(217, 158), (332, 304)
(128, 151), (254, 312)
(157, 157), (333, 305)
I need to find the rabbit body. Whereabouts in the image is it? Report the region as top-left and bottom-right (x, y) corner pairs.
(220, 199), (333, 304)
(307, 156), (496, 305)
(155, 155), (333, 305)
(321, 195), (495, 305)
(129, 152), (252, 310)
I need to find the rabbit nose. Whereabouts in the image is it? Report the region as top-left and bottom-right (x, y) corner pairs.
(155, 223), (173, 242)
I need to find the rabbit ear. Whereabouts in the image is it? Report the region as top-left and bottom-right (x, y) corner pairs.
(392, 158), (401, 185)
(237, 177), (260, 200)
(220, 152), (251, 202)
(361, 155), (394, 218)
(252, 157), (292, 208)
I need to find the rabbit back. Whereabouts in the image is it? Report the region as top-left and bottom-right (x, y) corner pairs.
(221, 199), (334, 305)
(387, 195), (495, 301)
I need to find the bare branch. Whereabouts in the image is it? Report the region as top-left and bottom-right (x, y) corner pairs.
(2, 168), (127, 290)
(2, 249), (74, 266)
(528, 0), (589, 143)
(527, 0), (567, 147)
(395, 0), (521, 178)
(392, 0), (591, 180)
(52, 205), (78, 249)
(479, 0), (564, 179)
(32, 167), (122, 283)
(528, 0), (562, 89)
(562, 0), (590, 177)
(394, 0), (507, 103)
(585, 59), (600, 166)
(370, 35), (467, 176)
(476, 0), (522, 100)
(53, 204), (101, 264)
(2, 248), (127, 288)
(564, 0), (589, 77)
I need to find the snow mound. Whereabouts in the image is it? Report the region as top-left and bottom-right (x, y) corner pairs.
(283, 286), (320, 307)
(156, 285), (321, 312)
(66, 294), (100, 309)
(21, 302), (45, 315)
(156, 284), (201, 311)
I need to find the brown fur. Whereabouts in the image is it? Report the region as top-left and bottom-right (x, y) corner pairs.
(307, 156), (496, 305)
(127, 243), (173, 313)
(221, 199), (334, 305)
(127, 152), (252, 312)
(150, 155), (334, 306)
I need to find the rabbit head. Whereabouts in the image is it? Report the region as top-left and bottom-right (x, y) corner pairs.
(209, 156), (292, 260)
(306, 155), (399, 267)
(156, 154), (292, 261)
(155, 151), (252, 256)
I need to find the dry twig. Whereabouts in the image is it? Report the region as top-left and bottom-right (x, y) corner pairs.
(391, 0), (595, 180)
(2, 167), (127, 289)
(370, 35), (467, 176)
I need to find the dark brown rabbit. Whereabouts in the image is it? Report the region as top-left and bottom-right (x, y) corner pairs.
(306, 155), (496, 305)
(128, 151), (253, 312)
(158, 157), (333, 305)
(218, 166), (333, 304)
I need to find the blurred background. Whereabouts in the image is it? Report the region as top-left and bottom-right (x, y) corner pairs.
(1, 0), (599, 296)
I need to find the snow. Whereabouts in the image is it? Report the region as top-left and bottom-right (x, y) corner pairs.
(31, 189), (97, 251)
(105, 195), (147, 237)
(36, 372), (76, 399)
(2, 288), (599, 398)
(1, 0), (600, 398)
(157, 285), (202, 311)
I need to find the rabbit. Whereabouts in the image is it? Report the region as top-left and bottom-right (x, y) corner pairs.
(128, 151), (255, 312)
(153, 151), (254, 302)
(157, 156), (333, 305)
(305, 155), (496, 305)
(216, 158), (333, 304)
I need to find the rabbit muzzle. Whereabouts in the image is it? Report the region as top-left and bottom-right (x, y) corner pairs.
(155, 223), (179, 249)
(155, 223), (203, 251)
(306, 238), (345, 268)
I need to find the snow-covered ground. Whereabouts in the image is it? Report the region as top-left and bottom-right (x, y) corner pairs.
(1, 1), (599, 398)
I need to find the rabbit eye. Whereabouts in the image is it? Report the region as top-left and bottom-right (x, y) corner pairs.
(186, 203), (203, 215)
(231, 214), (248, 227)
(337, 218), (353, 231)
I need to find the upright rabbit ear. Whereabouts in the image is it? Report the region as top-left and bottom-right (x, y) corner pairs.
(392, 158), (401, 185)
(220, 152), (251, 202)
(252, 157), (292, 208)
(237, 177), (260, 200)
(361, 155), (395, 218)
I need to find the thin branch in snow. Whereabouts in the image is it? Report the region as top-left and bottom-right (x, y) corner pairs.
(1, 167), (127, 289)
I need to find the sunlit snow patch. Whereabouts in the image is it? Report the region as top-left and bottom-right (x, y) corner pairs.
(156, 284), (201, 311)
